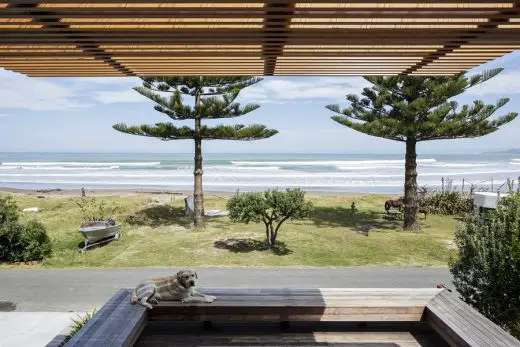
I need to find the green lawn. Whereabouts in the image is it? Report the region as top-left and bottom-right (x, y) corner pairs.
(5, 193), (459, 268)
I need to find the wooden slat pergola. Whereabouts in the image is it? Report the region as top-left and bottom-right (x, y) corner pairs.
(1, 0), (519, 77)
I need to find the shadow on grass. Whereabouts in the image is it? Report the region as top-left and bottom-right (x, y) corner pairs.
(214, 238), (293, 256)
(0, 301), (16, 312)
(311, 206), (401, 236)
(124, 205), (191, 228)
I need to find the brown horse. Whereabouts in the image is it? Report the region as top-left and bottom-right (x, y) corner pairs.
(384, 198), (428, 219)
(384, 198), (404, 213)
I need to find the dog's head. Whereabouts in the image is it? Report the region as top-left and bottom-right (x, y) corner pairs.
(176, 270), (198, 288)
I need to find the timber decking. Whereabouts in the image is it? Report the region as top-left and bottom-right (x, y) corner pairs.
(148, 288), (441, 323)
(63, 288), (147, 347)
(424, 290), (520, 347)
(61, 287), (520, 347)
(136, 326), (448, 347)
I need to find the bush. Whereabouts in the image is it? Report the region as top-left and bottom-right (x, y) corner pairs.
(419, 188), (473, 216)
(0, 196), (19, 224)
(0, 221), (25, 262)
(0, 196), (52, 263)
(70, 309), (97, 337)
(450, 192), (520, 338)
(76, 197), (117, 224)
(227, 188), (313, 248)
(19, 220), (52, 262)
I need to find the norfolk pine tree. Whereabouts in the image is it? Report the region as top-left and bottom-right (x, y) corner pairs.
(327, 68), (517, 230)
(113, 77), (278, 228)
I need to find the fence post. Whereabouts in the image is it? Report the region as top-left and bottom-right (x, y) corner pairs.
(491, 178), (494, 192)
(441, 177), (444, 192)
(462, 178), (465, 193)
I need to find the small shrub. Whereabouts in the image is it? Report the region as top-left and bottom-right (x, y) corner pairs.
(76, 197), (117, 224)
(0, 197), (52, 263)
(69, 309), (97, 337)
(227, 188), (313, 249)
(0, 221), (25, 262)
(450, 191), (520, 338)
(419, 188), (473, 216)
(0, 195), (19, 224)
(19, 219), (52, 262)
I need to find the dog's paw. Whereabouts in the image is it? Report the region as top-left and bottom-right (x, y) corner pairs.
(207, 295), (217, 301)
(204, 297), (215, 303)
(144, 303), (154, 310)
(149, 297), (158, 305)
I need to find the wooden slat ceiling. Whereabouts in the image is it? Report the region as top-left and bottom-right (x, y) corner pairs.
(0, 0), (519, 77)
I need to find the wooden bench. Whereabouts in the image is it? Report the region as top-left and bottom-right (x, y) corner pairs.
(63, 289), (147, 347)
(424, 289), (520, 347)
(149, 288), (441, 323)
(62, 288), (520, 347)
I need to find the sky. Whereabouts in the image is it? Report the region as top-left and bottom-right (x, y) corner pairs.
(0, 51), (519, 155)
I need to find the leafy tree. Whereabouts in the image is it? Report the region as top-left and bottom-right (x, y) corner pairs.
(450, 192), (520, 338)
(327, 69), (517, 230)
(113, 77), (278, 228)
(227, 188), (313, 248)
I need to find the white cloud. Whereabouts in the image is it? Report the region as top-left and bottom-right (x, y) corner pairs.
(239, 77), (371, 104)
(465, 70), (520, 96)
(95, 89), (148, 104)
(70, 77), (141, 86)
(0, 69), (92, 111)
(0, 114), (9, 118)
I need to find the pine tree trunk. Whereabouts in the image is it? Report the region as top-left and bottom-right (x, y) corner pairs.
(403, 137), (418, 230)
(193, 90), (204, 228)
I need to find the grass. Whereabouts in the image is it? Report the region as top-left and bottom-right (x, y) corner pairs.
(4, 193), (459, 268)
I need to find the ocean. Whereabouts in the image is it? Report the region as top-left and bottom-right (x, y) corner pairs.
(0, 152), (519, 194)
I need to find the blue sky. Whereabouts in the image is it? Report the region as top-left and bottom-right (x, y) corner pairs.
(0, 51), (519, 154)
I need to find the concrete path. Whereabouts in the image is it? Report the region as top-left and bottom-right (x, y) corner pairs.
(0, 267), (452, 312)
(0, 312), (81, 347)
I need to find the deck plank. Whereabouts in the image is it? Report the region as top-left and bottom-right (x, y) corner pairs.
(149, 287), (439, 323)
(424, 290), (520, 347)
(136, 329), (434, 347)
(64, 289), (147, 347)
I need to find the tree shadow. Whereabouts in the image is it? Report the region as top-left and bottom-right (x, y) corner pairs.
(311, 206), (401, 236)
(124, 205), (191, 228)
(0, 301), (16, 312)
(213, 238), (292, 256)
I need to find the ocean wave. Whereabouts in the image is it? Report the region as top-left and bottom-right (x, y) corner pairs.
(0, 178), (502, 189)
(0, 179), (405, 187)
(337, 165), (403, 170)
(0, 165), (120, 170)
(206, 166), (281, 171)
(0, 162), (160, 167)
(422, 162), (496, 168)
(0, 168), (517, 179)
(231, 159), (437, 166)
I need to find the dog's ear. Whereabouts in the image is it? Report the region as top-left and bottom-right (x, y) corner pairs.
(195, 271), (198, 279)
(176, 270), (184, 279)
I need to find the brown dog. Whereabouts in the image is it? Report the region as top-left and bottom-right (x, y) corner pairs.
(130, 270), (216, 309)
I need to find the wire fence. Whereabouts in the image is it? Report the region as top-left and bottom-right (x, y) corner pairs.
(424, 176), (520, 194)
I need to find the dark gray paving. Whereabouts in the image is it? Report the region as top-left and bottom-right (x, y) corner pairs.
(0, 267), (452, 311)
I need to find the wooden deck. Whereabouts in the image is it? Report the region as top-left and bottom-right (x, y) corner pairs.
(148, 288), (441, 323)
(137, 326), (447, 347)
(61, 287), (520, 347)
(424, 290), (520, 347)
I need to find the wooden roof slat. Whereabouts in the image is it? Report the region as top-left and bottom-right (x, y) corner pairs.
(0, 0), (518, 76)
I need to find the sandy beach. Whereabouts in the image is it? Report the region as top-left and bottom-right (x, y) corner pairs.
(0, 186), (386, 199)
